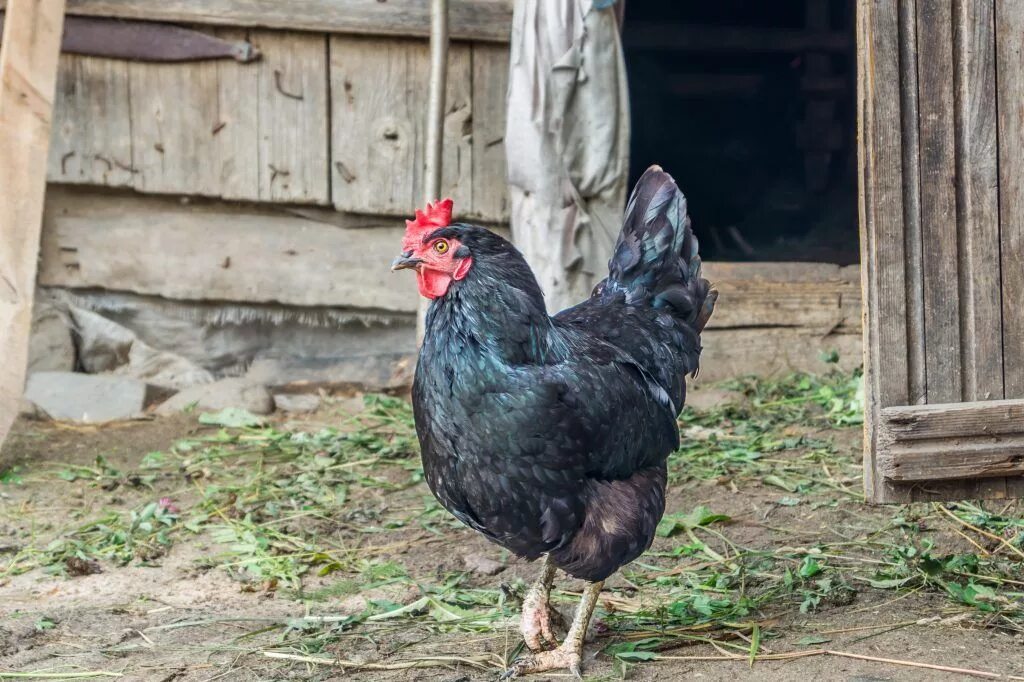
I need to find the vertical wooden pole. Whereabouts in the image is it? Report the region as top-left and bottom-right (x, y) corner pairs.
(0, 0), (67, 447)
(418, 0), (449, 343)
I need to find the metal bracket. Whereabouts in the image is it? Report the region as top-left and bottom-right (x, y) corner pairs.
(0, 12), (260, 62)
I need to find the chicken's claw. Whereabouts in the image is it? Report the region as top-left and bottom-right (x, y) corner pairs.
(500, 646), (582, 680)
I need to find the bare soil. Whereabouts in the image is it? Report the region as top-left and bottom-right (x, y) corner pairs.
(1, 396), (1023, 682)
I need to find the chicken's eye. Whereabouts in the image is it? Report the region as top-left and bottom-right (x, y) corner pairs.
(433, 240), (449, 254)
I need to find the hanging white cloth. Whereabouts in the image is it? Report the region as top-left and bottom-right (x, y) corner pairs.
(505, 0), (630, 313)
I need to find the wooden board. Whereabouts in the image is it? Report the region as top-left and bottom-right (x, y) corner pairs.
(47, 29), (331, 204)
(330, 36), (472, 217)
(998, 1), (1024, 399)
(916, 0), (962, 406)
(878, 400), (1024, 482)
(128, 59), (221, 195)
(37, 188), (418, 312)
(0, 0), (67, 446)
(857, 0), (911, 503)
(43, 0), (514, 42)
(470, 43), (510, 221)
(859, 0), (1024, 501)
(48, 54), (133, 187)
(701, 262), (859, 333)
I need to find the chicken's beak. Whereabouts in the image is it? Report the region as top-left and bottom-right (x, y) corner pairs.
(391, 253), (423, 272)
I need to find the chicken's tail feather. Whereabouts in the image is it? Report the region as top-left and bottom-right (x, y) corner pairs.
(605, 165), (717, 332)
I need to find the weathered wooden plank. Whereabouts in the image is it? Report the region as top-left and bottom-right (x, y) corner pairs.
(998, 1), (1024, 399)
(996, 0), (1024, 498)
(951, 0), (1006, 501)
(881, 398), (1024, 441)
(879, 399), (1024, 483)
(0, 0), (66, 447)
(44, 0), (515, 42)
(898, 0), (926, 406)
(857, 0), (911, 503)
(470, 43), (509, 221)
(955, 0), (1003, 402)
(700, 262), (860, 332)
(214, 27), (260, 200)
(37, 188), (417, 312)
(917, 0), (962, 406)
(47, 54), (134, 187)
(330, 36), (472, 217)
(128, 59), (220, 195)
(253, 30), (329, 203)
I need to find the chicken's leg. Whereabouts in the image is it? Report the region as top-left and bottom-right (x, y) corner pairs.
(505, 579), (604, 679)
(520, 555), (560, 652)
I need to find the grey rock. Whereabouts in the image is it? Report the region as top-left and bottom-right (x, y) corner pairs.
(23, 372), (147, 423)
(273, 393), (321, 413)
(156, 377), (273, 416)
(462, 554), (506, 576)
(28, 298), (76, 373)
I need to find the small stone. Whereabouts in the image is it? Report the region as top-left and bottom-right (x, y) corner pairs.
(156, 377), (274, 416)
(23, 372), (147, 423)
(273, 393), (321, 413)
(463, 554), (506, 576)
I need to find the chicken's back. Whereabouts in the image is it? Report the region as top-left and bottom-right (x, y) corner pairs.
(556, 166), (717, 415)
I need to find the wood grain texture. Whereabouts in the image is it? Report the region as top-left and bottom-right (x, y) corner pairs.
(49, 0), (514, 42)
(470, 43), (509, 221)
(998, 1), (1024, 399)
(128, 59), (221, 195)
(37, 188), (417, 312)
(916, 0), (962, 406)
(879, 399), (1024, 482)
(952, 0), (1006, 501)
(700, 262), (860, 332)
(898, 0), (926, 406)
(213, 27), (260, 200)
(49, 29), (331, 203)
(858, 0), (911, 503)
(48, 54), (134, 187)
(0, 0), (67, 447)
(954, 0), (1003, 403)
(330, 36), (472, 217)
(996, 0), (1024, 498)
(254, 30), (330, 203)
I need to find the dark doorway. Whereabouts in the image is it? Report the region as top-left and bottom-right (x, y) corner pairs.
(622, 0), (858, 264)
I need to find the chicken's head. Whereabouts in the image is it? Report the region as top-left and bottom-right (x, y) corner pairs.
(391, 198), (473, 299)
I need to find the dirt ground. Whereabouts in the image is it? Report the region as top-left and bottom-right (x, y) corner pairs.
(2, 376), (1024, 681)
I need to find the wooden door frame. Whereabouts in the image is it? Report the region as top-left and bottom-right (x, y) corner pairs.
(858, 0), (1024, 503)
(0, 0), (67, 450)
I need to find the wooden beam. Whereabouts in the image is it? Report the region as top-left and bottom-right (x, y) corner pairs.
(0, 0), (513, 42)
(0, 0), (66, 447)
(878, 400), (1024, 482)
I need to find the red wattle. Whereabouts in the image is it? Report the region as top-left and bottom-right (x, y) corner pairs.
(417, 269), (453, 299)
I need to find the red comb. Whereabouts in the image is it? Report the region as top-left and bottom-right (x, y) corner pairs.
(402, 198), (453, 252)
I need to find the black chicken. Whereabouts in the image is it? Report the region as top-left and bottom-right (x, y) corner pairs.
(391, 167), (717, 677)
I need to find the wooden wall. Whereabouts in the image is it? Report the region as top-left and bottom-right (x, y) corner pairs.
(46, 30), (510, 221)
(859, 0), (1024, 502)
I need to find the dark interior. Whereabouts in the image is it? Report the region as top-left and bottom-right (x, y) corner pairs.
(622, 0), (858, 264)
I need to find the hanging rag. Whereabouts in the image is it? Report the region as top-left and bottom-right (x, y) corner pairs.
(505, 0), (630, 313)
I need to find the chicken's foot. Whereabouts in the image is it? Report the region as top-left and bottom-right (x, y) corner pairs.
(520, 555), (562, 652)
(504, 579), (604, 680)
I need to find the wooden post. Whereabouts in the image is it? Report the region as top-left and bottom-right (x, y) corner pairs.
(417, 0), (449, 343)
(0, 0), (67, 447)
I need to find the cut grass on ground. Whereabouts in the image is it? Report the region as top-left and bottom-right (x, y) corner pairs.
(2, 368), (1024, 680)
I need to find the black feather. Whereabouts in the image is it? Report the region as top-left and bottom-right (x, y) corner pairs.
(412, 167), (716, 581)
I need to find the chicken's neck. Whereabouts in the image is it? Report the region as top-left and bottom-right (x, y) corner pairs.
(421, 258), (566, 368)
